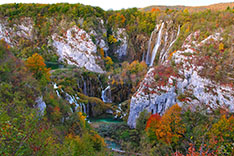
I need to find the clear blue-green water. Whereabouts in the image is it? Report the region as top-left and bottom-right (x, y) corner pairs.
(105, 140), (121, 150)
(89, 117), (123, 150)
(45, 62), (64, 69)
(89, 117), (123, 123)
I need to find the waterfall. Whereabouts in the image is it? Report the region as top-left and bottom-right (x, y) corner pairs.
(160, 25), (180, 63)
(101, 86), (112, 103)
(65, 93), (81, 113)
(81, 76), (87, 95)
(54, 83), (61, 98)
(149, 22), (164, 67)
(82, 103), (86, 114)
(145, 32), (154, 65)
(84, 81), (87, 95)
(159, 31), (169, 62)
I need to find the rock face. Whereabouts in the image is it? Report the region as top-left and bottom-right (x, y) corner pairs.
(0, 18), (105, 73)
(128, 22), (234, 128)
(52, 26), (104, 73)
(127, 66), (178, 128)
(114, 28), (128, 59)
(36, 96), (46, 116)
(0, 18), (33, 45)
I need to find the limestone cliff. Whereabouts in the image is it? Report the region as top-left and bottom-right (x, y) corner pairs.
(128, 22), (234, 128)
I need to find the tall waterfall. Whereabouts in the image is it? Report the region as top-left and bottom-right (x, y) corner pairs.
(149, 22), (164, 67)
(145, 32), (154, 65)
(160, 25), (180, 63)
(145, 22), (180, 66)
(84, 80), (87, 95)
(101, 86), (112, 103)
(82, 103), (86, 114)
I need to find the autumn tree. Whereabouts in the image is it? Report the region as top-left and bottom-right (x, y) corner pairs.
(145, 113), (161, 142)
(104, 56), (114, 70)
(25, 53), (51, 81)
(208, 115), (234, 155)
(146, 104), (185, 144)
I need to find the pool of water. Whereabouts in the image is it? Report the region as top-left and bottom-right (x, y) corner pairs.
(89, 117), (123, 123)
(45, 62), (64, 70)
(105, 140), (121, 150)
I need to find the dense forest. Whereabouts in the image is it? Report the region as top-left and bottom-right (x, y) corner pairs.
(0, 3), (234, 156)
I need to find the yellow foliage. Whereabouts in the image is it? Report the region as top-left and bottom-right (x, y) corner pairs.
(219, 43), (224, 51)
(108, 35), (117, 44)
(128, 60), (146, 74)
(78, 111), (86, 121)
(111, 79), (116, 85)
(105, 56), (114, 66)
(185, 26), (190, 33)
(183, 8), (189, 14)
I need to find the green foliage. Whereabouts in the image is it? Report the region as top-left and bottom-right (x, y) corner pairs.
(140, 105), (234, 155)
(0, 39), (106, 155)
(136, 109), (150, 134)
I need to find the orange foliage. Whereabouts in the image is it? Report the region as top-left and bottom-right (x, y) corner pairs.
(158, 104), (185, 143)
(173, 143), (217, 156)
(99, 48), (105, 58)
(151, 8), (160, 13)
(168, 50), (177, 60)
(146, 104), (185, 144)
(120, 14), (126, 23)
(145, 113), (161, 131)
(25, 53), (51, 81)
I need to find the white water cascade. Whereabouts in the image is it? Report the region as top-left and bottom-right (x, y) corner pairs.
(53, 83), (88, 114)
(82, 103), (86, 114)
(101, 86), (112, 103)
(145, 32), (154, 65)
(54, 83), (61, 98)
(160, 25), (180, 63)
(149, 22), (164, 67)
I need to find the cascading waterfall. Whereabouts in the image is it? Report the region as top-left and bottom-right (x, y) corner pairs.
(145, 22), (180, 66)
(84, 80), (87, 95)
(54, 83), (61, 98)
(160, 25), (180, 63)
(82, 103), (86, 114)
(149, 22), (164, 67)
(101, 86), (112, 103)
(145, 32), (153, 65)
(81, 76), (87, 95)
(53, 83), (88, 114)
